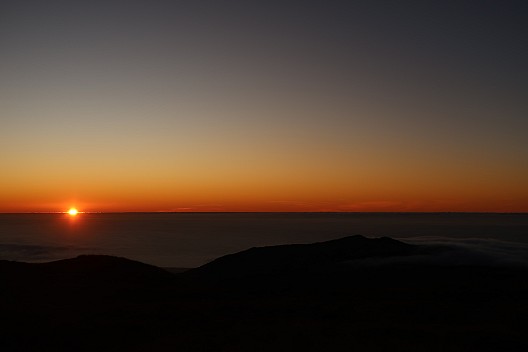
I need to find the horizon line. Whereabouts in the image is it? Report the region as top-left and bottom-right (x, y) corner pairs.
(1, 211), (527, 215)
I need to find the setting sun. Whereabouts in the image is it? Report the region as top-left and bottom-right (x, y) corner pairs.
(68, 208), (78, 216)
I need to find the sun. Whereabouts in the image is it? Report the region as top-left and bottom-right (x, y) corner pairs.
(68, 208), (78, 216)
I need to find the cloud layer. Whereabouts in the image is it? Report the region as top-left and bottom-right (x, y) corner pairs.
(351, 237), (528, 267)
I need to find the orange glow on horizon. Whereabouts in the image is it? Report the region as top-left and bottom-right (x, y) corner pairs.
(0, 192), (527, 213)
(1, 2), (527, 215)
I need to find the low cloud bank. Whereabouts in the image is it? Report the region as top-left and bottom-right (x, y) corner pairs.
(3, 236), (528, 268)
(353, 237), (528, 267)
(0, 243), (98, 262)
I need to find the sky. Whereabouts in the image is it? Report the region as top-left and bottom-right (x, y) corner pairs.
(1, 0), (527, 212)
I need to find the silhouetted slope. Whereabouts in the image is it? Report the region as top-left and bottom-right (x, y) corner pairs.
(1, 255), (173, 284)
(1, 238), (528, 352)
(188, 235), (417, 279)
(1, 255), (177, 352)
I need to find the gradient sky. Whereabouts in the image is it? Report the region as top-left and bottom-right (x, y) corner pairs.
(1, 0), (527, 212)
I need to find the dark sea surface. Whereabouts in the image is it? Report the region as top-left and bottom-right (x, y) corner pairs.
(1, 213), (527, 267)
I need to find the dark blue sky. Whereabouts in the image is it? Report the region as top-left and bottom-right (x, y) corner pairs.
(1, 0), (527, 212)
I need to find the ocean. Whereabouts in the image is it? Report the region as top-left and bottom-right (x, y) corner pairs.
(1, 213), (527, 267)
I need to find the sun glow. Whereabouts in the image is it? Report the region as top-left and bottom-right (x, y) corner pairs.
(68, 208), (78, 216)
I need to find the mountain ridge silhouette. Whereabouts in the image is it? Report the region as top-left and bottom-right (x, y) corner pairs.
(1, 236), (527, 351)
(187, 235), (419, 279)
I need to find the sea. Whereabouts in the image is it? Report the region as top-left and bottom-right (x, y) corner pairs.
(1, 213), (527, 268)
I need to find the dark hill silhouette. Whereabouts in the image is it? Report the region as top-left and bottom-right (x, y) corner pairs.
(1, 254), (173, 284)
(188, 235), (418, 280)
(1, 237), (527, 352)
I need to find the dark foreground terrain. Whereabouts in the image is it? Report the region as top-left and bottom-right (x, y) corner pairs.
(1, 236), (527, 351)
